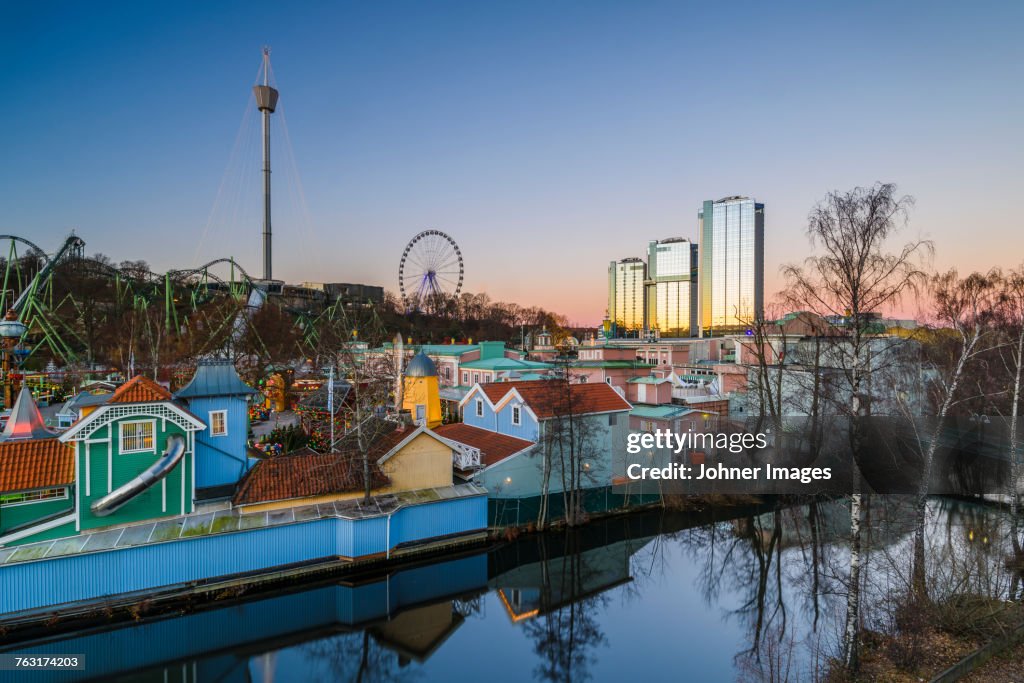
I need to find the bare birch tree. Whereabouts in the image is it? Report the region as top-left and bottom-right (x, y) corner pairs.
(901, 270), (999, 600)
(782, 182), (931, 672)
(996, 266), (1024, 521)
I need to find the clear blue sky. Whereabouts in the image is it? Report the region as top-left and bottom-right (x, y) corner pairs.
(3, 1), (1021, 324)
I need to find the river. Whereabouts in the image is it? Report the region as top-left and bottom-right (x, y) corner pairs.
(2, 497), (1020, 682)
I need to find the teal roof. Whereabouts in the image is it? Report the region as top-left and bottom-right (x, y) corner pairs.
(678, 374), (714, 383)
(459, 358), (552, 371)
(629, 404), (695, 419)
(415, 344), (480, 356)
(513, 372), (550, 381)
(175, 359), (257, 399)
(627, 376), (669, 384)
(375, 343), (479, 356)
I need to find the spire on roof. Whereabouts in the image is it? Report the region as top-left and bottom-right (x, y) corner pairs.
(0, 386), (57, 442)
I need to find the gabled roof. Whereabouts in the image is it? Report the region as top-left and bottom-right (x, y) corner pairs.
(233, 448), (389, 506)
(470, 381), (632, 419)
(0, 439), (75, 493)
(434, 423), (535, 468)
(175, 359), (257, 399)
(59, 395), (206, 442)
(109, 375), (173, 404)
(0, 387), (56, 441)
(57, 391), (113, 416)
(375, 424), (457, 465)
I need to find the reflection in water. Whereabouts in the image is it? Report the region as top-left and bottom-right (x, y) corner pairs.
(3, 499), (1019, 682)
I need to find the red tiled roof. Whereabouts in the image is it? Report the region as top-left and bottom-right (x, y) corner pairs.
(434, 423), (534, 467)
(109, 375), (172, 404)
(478, 381), (631, 418)
(0, 439), (75, 493)
(233, 449), (390, 505)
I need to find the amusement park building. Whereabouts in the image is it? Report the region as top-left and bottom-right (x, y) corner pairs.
(367, 341), (554, 391)
(435, 380), (646, 525)
(0, 362), (488, 620)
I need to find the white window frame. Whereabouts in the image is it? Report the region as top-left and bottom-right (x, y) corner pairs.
(120, 419), (157, 454)
(512, 405), (521, 426)
(0, 487), (70, 508)
(475, 398), (484, 417)
(462, 371), (469, 385)
(209, 409), (228, 437)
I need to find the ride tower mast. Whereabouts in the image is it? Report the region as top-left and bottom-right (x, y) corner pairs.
(252, 47), (279, 282)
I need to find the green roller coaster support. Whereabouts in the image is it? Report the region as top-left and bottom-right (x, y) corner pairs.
(165, 272), (172, 332)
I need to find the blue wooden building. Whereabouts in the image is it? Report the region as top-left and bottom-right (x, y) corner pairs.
(436, 380), (649, 525)
(174, 359), (257, 499)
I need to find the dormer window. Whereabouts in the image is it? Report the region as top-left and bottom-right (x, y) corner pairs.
(475, 398), (484, 417)
(512, 405), (521, 426)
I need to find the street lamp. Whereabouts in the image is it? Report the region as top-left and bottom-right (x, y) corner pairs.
(0, 309), (27, 409)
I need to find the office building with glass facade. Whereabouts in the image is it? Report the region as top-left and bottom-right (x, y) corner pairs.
(698, 196), (764, 336)
(607, 257), (647, 336)
(645, 238), (698, 337)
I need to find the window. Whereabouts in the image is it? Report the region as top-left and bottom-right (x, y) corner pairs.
(462, 371), (469, 385)
(473, 373), (480, 385)
(475, 398), (484, 417)
(579, 375), (588, 383)
(120, 420), (155, 453)
(606, 378), (612, 385)
(209, 410), (227, 437)
(0, 487), (69, 507)
(512, 405), (521, 426)
(609, 414), (617, 426)
(444, 366), (452, 381)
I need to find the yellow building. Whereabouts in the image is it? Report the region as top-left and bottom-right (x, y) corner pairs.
(233, 423), (455, 512)
(403, 352), (442, 429)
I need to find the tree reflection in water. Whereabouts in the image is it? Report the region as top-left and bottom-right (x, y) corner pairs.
(36, 500), (1021, 683)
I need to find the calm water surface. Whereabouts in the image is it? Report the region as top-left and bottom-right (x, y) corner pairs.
(5, 498), (1018, 683)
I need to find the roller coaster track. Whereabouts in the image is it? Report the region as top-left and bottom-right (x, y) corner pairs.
(1, 234), (257, 367)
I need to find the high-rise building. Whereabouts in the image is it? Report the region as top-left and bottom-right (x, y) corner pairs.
(646, 238), (698, 337)
(608, 258), (647, 335)
(698, 196), (764, 336)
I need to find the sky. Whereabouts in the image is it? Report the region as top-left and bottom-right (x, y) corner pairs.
(2, 1), (1022, 326)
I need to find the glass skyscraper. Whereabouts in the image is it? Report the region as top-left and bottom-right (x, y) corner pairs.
(608, 257), (647, 335)
(698, 196), (764, 336)
(646, 238), (698, 337)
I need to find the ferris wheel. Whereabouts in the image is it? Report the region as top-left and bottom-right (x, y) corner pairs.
(398, 230), (464, 310)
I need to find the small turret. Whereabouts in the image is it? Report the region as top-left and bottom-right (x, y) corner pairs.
(402, 352), (441, 428)
(175, 359), (257, 498)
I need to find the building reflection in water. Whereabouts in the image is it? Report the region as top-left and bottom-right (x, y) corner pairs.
(4, 500), (1020, 683)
